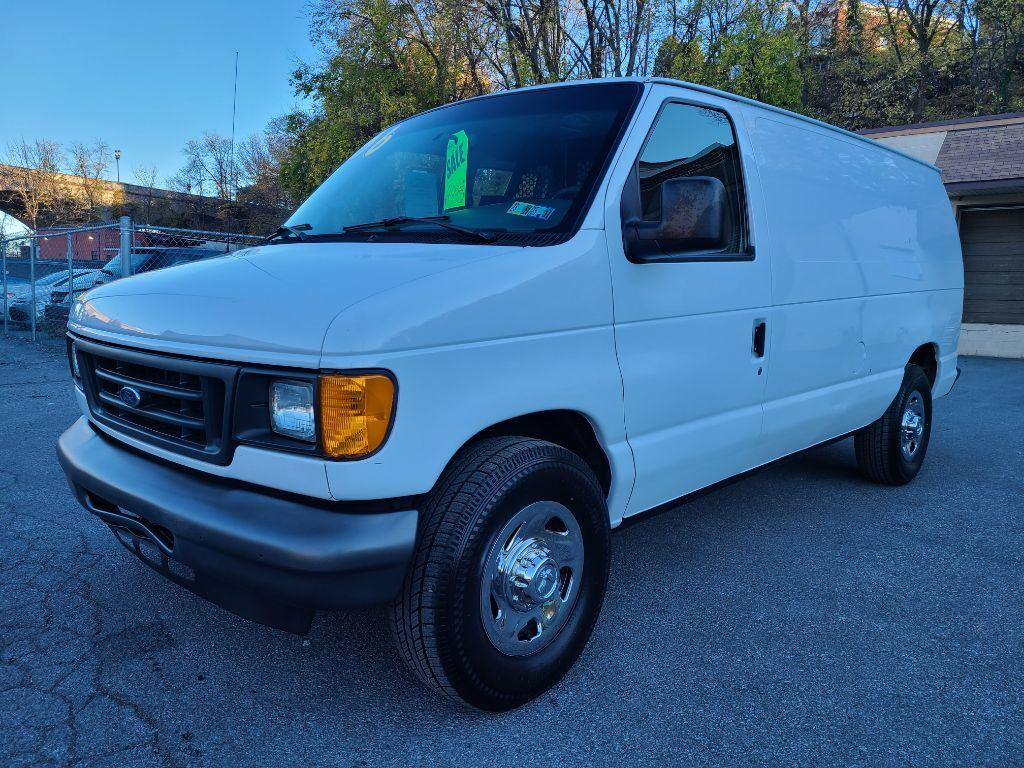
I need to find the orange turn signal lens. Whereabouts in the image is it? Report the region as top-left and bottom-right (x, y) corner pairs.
(318, 374), (395, 459)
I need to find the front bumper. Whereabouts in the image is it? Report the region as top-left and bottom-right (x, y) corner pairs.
(57, 418), (418, 634)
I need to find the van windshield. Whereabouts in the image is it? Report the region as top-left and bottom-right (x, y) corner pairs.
(283, 82), (642, 246)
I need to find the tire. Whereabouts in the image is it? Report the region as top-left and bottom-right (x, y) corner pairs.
(855, 364), (933, 485)
(391, 436), (610, 711)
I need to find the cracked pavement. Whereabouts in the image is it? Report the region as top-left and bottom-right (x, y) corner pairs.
(1, 335), (1022, 767)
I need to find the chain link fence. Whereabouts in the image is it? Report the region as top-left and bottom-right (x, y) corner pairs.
(2, 217), (263, 346)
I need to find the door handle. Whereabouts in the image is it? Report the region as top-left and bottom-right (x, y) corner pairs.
(752, 320), (766, 358)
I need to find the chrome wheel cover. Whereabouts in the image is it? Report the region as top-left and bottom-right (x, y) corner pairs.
(900, 390), (926, 460)
(479, 501), (584, 657)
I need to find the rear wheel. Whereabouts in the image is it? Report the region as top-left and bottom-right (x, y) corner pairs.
(855, 364), (933, 485)
(391, 436), (610, 710)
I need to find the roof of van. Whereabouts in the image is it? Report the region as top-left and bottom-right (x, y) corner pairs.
(409, 77), (941, 173)
(646, 77), (941, 172)
(472, 77), (940, 173)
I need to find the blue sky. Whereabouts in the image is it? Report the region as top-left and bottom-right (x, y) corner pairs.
(0, 1), (317, 187)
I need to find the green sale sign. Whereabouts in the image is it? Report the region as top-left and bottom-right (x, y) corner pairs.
(444, 130), (469, 211)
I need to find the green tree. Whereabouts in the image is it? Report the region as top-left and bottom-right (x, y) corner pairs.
(653, 34), (708, 81)
(280, 0), (487, 200)
(274, 0), (1024, 204)
(816, 0), (882, 127)
(718, 0), (803, 109)
(969, 0), (1024, 112)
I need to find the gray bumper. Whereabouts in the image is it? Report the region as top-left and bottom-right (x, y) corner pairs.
(57, 418), (418, 633)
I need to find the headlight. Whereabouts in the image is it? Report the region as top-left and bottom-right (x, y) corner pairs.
(245, 372), (396, 459)
(319, 374), (395, 458)
(270, 380), (316, 442)
(68, 341), (81, 383)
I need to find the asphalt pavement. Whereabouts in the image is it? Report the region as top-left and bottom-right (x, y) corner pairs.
(1, 336), (1021, 767)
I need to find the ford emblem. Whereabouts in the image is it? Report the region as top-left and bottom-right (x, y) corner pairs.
(118, 386), (142, 408)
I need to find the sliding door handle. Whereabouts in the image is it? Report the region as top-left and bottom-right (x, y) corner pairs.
(752, 320), (766, 358)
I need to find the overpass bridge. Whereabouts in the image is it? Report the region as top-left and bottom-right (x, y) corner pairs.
(0, 163), (218, 230)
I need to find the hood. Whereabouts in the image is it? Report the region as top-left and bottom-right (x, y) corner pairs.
(68, 242), (506, 366)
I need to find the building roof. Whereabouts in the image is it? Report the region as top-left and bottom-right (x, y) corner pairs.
(859, 113), (1024, 194)
(937, 123), (1024, 187)
(860, 112), (1024, 136)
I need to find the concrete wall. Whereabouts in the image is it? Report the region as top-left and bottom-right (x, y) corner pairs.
(959, 323), (1024, 359)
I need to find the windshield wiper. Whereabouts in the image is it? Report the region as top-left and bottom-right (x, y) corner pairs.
(342, 215), (494, 243)
(263, 223), (312, 243)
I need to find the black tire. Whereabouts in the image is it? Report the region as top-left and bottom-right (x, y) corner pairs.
(855, 364), (933, 485)
(391, 436), (610, 711)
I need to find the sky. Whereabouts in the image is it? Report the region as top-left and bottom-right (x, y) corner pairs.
(0, 1), (318, 189)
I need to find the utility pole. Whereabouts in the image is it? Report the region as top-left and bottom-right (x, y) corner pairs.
(114, 148), (122, 183)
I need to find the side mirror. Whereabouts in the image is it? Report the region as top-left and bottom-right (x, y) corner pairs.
(624, 176), (728, 261)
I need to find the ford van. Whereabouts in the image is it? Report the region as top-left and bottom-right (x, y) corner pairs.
(57, 78), (964, 710)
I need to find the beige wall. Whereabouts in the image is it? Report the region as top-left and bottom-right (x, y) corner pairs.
(872, 133), (947, 164)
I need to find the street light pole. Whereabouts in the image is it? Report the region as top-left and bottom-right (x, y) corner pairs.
(114, 148), (122, 183)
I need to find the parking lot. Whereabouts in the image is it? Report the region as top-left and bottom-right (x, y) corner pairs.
(1, 336), (1021, 767)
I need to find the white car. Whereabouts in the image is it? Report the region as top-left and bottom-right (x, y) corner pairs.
(5, 270), (98, 325)
(57, 78), (963, 710)
(4, 270), (71, 310)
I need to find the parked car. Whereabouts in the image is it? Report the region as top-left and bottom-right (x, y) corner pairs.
(57, 79), (964, 710)
(91, 246), (229, 288)
(2, 283), (24, 319)
(34, 271), (101, 332)
(3, 269), (73, 310)
(6, 270), (98, 326)
(1, 274), (30, 316)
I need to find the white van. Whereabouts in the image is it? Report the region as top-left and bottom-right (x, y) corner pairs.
(58, 78), (963, 710)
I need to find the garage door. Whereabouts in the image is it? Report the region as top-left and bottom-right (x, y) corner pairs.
(960, 207), (1024, 324)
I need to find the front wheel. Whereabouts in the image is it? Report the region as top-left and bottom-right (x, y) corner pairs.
(391, 437), (610, 710)
(855, 364), (933, 485)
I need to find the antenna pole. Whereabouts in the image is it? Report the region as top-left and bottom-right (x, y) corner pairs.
(230, 51), (239, 198)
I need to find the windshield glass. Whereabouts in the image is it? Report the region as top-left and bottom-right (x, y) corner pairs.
(285, 82), (642, 244)
(101, 251), (153, 275)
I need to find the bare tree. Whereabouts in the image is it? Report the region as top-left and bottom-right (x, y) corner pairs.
(170, 133), (237, 200)
(0, 139), (65, 230)
(132, 164), (160, 223)
(235, 125), (296, 231)
(69, 140), (111, 222)
(595, 0), (654, 76)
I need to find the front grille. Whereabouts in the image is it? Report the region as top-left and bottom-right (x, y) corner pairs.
(92, 354), (209, 446)
(9, 306), (29, 322)
(75, 338), (236, 464)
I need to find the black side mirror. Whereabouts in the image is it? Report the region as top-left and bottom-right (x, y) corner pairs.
(624, 176), (728, 261)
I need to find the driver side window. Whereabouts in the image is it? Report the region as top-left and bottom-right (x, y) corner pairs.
(638, 103), (749, 254)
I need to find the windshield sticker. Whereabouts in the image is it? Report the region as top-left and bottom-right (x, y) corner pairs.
(443, 130), (469, 211)
(404, 170), (439, 218)
(507, 201), (555, 221)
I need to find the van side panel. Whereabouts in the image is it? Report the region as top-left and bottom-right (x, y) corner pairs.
(744, 112), (963, 457)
